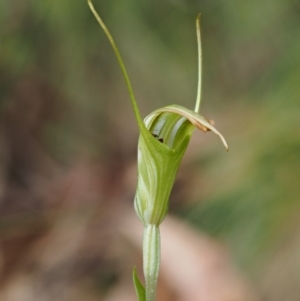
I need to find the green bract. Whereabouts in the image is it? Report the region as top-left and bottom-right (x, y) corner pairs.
(87, 1), (228, 301)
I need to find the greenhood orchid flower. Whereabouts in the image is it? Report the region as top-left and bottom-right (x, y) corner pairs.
(87, 1), (228, 301)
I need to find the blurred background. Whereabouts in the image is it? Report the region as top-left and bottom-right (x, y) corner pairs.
(0, 0), (300, 300)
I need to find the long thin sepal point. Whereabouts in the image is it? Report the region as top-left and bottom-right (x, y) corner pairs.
(87, 0), (145, 130)
(194, 14), (202, 113)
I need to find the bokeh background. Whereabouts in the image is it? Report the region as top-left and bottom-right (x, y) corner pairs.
(1, 0), (300, 300)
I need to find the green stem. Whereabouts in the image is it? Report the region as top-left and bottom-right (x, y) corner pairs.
(143, 224), (160, 301)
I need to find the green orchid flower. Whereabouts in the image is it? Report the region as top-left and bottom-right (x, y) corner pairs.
(87, 1), (228, 301)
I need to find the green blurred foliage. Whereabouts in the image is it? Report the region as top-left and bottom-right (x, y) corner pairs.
(1, 0), (300, 297)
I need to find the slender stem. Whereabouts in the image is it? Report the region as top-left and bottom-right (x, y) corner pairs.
(143, 224), (160, 301)
(194, 14), (202, 113)
(87, 0), (145, 128)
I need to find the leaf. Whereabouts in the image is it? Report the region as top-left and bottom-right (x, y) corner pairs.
(132, 266), (146, 301)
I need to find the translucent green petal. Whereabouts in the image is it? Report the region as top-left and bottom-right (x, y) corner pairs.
(149, 104), (228, 150)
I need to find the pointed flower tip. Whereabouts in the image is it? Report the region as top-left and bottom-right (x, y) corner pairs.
(219, 133), (229, 152)
(151, 104), (228, 151)
(201, 121), (229, 152)
(204, 125), (228, 151)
